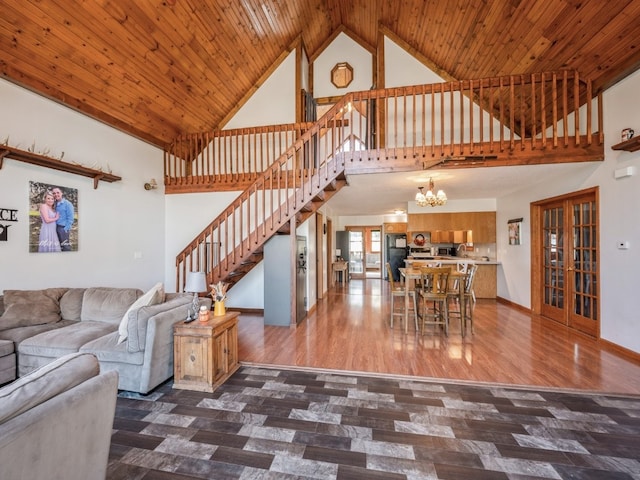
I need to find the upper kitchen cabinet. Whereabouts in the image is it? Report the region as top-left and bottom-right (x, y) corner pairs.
(429, 229), (472, 244)
(408, 212), (495, 243)
(431, 230), (453, 243)
(384, 222), (407, 233)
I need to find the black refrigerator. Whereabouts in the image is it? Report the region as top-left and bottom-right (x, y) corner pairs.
(385, 234), (407, 281)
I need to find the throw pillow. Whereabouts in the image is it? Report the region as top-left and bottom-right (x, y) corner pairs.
(117, 283), (164, 344)
(0, 288), (67, 331)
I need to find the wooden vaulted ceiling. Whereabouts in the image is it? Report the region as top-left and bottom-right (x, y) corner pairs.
(2, 0), (640, 149)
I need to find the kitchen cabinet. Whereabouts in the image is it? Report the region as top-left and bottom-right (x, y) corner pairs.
(408, 212), (495, 243)
(384, 222), (407, 233)
(425, 229), (472, 244)
(432, 230), (452, 243)
(474, 264), (497, 298)
(453, 230), (471, 243)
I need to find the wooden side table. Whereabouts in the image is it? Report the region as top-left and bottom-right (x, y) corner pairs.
(173, 311), (240, 392)
(332, 260), (349, 285)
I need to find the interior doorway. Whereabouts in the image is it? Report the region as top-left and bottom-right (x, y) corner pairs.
(531, 187), (600, 337)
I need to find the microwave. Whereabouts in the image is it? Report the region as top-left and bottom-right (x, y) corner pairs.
(438, 247), (456, 256)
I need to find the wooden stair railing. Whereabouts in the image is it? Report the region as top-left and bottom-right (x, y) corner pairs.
(167, 70), (604, 194)
(165, 122), (314, 193)
(174, 70), (605, 293)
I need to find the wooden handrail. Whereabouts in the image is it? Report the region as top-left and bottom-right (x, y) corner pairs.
(173, 70), (604, 293)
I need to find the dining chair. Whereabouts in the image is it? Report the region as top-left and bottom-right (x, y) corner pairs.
(417, 267), (450, 335)
(386, 262), (418, 330)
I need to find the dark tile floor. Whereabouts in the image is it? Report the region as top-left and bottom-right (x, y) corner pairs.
(108, 366), (640, 479)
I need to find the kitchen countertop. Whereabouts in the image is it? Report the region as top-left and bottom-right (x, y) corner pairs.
(406, 256), (501, 265)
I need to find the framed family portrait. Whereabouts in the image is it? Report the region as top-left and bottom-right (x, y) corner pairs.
(29, 181), (79, 253)
(508, 217), (522, 246)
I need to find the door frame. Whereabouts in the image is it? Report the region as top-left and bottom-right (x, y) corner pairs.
(530, 187), (600, 337)
(316, 214), (325, 300)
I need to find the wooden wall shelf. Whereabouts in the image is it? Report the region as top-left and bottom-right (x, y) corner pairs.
(611, 136), (640, 152)
(0, 145), (121, 189)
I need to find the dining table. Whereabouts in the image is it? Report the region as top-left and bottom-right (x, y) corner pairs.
(399, 267), (467, 335)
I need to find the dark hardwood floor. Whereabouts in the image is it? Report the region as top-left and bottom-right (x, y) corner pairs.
(237, 278), (640, 395)
(107, 278), (640, 479)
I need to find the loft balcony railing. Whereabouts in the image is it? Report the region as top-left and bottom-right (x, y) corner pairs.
(171, 70), (604, 292)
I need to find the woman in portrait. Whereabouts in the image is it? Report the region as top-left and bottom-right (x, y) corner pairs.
(38, 190), (61, 252)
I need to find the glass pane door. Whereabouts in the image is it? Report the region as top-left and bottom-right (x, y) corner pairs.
(541, 203), (565, 322)
(538, 190), (599, 337)
(568, 195), (598, 336)
(348, 230), (364, 278)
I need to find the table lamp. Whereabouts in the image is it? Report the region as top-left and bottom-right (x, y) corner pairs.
(184, 271), (207, 320)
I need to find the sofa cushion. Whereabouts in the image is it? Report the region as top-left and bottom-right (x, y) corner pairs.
(0, 352), (99, 424)
(0, 289), (68, 331)
(0, 340), (15, 357)
(80, 287), (142, 324)
(0, 339), (14, 357)
(117, 282), (164, 344)
(17, 321), (118, 359)
(80, 332), (144, 366)
(0, 352), (16, 385)
(0, 320), (77, 346)
(59, 288), (86, 321)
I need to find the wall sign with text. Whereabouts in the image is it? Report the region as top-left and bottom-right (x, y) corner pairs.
(0, 208), (18, 241)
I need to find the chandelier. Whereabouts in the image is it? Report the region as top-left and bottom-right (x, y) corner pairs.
(415, 177), (447, 207)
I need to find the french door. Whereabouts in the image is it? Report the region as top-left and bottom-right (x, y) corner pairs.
(533, 188), (599, 337)
(346, 228), (364, 279)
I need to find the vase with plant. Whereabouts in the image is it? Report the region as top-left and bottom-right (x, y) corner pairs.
(210, 281), (229, 316)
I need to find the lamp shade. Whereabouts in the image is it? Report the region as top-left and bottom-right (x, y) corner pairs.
(184, 271), (207, 293)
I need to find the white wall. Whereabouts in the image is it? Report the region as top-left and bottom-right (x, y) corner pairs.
(224, 51), (296, 129)
(384, 37), (445, 87)
(496, 163), (600, 306)
(165, 49), (298, 307)
(0, 79), (165, 293)
(314, 33), (373, 98)
(593, 70), (640, 352)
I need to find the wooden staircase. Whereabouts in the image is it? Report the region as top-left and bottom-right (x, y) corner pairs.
(173, 70), (604, 294)
(173, 126), (350, 291)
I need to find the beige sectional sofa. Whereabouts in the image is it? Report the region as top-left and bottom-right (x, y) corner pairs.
(0, 352), (118, 480)
(0, 285), (208, 394)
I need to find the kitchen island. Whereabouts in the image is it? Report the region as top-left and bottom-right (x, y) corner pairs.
(405, 256), (499, 299)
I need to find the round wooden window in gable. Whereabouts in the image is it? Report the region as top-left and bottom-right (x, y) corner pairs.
(331, 62), (354, 88)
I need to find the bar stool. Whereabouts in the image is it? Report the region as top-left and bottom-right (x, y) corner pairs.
(447, 264), (478, 336)
(446, 270), (466, 335)
(462, 264), (478, 334)
(386, 262), (418, 330)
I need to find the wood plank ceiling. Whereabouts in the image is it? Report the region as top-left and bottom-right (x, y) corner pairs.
(2, 0), (640, 148)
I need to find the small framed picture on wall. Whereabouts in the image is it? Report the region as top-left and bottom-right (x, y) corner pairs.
(508, 218), (522, 246)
